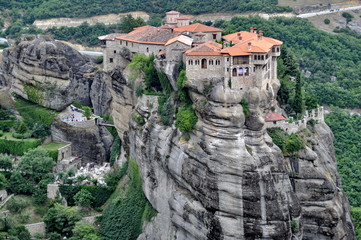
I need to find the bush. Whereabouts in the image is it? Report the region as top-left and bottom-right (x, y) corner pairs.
(74, 189), (94, 208)
(6, 198), (27, 213)
(0, 138), (41, 155)
(240, 99), (250, 116)
(285, 134), (304, 153)
(267, 128), (305, 154)
(158, 96), (175, 126)
(0, 131), (3, 137)
(324, 18), (330, 24)
(131, 112), (145, 125)
(175, 105), (198, 134)
(95, 56), (103, 64)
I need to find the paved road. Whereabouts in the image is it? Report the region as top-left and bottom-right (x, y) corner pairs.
(297, 5), (361, 18)
(79, 50), (103, 56)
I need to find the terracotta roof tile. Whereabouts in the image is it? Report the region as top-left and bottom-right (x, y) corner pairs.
(165, 35), (193, 46)
(174, 23), (222, 33)
(265, 112), (286, 122)
(166, 10), (180, 15)
(116, 25), (181, 45)
(185, 41), (223, 56)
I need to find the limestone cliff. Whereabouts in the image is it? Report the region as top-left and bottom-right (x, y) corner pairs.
(105, 50), (354, 239)
(1, 36), (96, 111)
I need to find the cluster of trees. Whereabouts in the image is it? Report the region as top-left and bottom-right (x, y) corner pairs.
(217, 16), (361, 109)
(0, 0), (291, 25)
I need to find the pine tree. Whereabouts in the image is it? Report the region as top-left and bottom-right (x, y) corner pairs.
(293, 72), (304, 116)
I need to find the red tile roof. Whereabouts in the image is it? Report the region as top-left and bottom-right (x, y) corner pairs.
(174, 23), (222, 33)
(265, 113), (286, 122)
(185, 41), (223, 56)
(116, 25), (181, 45)
(166, 10), (180, 15)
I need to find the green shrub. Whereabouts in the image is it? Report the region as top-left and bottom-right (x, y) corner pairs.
(99, 159), (157, 240)
(342, 12), (354, 23)
(240, 99), (250, 116)
(95, 56), (103, 64)
(135, 83), (144, 97)
(290, 220), (299, 233)
(16, 121), (28, 134)
(158, 96), (174, 126)
(285, 134), (304, 153)
(267, 128), (305, 154)
(175, 105), (198, 134)
(0, 120), (15, 132)
(110, 135), (121, 166)
(324, 18), (330, 24)
(0, 138), (41, 155)
(6, 198), (27, 213)
(131, 112), (145, 125)
(0, 131), (3, 137)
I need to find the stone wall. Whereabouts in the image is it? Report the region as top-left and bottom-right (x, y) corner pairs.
(25, 222), (46, 236)
(47, 184), (60, 200)
(57, 144), (72, 161)
(265, 107), (325, 134)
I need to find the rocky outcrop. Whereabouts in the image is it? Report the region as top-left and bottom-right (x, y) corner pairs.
(2, 36), (96, 111)
(104, 52), (355, 239)
(51, 119), (113, 164)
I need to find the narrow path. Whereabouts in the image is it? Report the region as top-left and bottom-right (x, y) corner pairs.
(297, 5), (361, 18)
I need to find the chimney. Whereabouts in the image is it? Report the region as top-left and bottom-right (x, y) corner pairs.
(248, 42), (252, 50)
(258, 30), (263, 40)
(250, 27), (254, 33)
(237, 32), (242, 42)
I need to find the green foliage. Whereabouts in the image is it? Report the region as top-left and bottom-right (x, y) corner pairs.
(290, 220), (299, 233)
(95, 56), (103, 64)
(59, 185), (113, 208)
(0, 137), (41, 156)
(99, 159), (157, 240)
(324, 18), (330, 25)
(0, 173), (8, 189)
(351, 207), (361, 239)
(158, 96), (174, 126)
(342, 12), (354, 24)
(44, 203), (81, 237)
(292, 72), (304, 116)
(131, 112), (145, 125)
(135, 83), (144, 97)
(110, 135), (121, 166)
(325, 112), (361, 207)
(120, 14), (146, 33)
(267, 128), (304, 154)
(9, 148), (54, 195)
(6, 198), (27, 213)
(0, 120), (16, 132)
(220, 16), (361, 108)
(175, 105), (198, 134)
(0, 154), (12, 171)
(16, 121), (28, 134)
(240, 99), (250, 116)
(82, 106), (92, 119)
(71, 222), (99, 240)
(105, 160), (129, 190)
(24, 84), (43, 105)
(74, 189), (94, 208)
(15, 96), (57, 137)
(8, 226), (31, 240)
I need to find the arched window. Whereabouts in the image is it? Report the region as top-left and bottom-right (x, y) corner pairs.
(209, 60), (214, 65)
(195, 60), (200, 65)
(238, 68), (244, 76)
(201, 59), (207, 69)
(216, 60), (220, 65)
(188, 60), (193, 65)
(245, 67), (249, 76)
(232, 68), (237, 77)
(146, 47), (149, 53)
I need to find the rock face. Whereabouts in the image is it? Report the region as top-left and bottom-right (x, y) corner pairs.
(51, 119), (113, 164)
(2, 36), (95, 111)
(104, 52), (355, 239)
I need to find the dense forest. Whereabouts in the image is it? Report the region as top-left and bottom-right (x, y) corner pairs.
(0, 0), (290, 24)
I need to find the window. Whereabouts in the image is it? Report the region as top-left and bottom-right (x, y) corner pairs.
(188, 60), (193, 65)
(254, 55), (257, 60)
(201, 59), (207, 69)
(114, 50), (116, 54)
(233, 56), (249, 64)
(120, 41), (122, 45)
(216, 60), (220, 65)
(132, 43), (134, 47)
(109, 58), (113, 63)
(213, 33), (217, 39)
(277, 47), (280, 52)
(232, 68), (237, 77)
(195, 60), (200, 65)
(209, 60), (214, 65)
(238, 68), (244, 76)
(227, 57), (229, 61)
(227, 68), (229, 72)
(245, 67), (249, 76)
(126, 41), (128, 46)
(272, 47), (275, 53)
(261, 55), (264, 60)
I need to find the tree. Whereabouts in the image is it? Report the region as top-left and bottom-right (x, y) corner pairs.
(8, 226), (31, 240)
(119, 14), (146, 33)
(0, 173), (8, 189)
(82, 106), (92, 120)
(44, 203), (81, 237)
(0, 154), (13, 171)
(74, 189), (94, 209)
(292, 72), (304, 116)
(72, 222), (99, 240)
(16, 121), (28, 134)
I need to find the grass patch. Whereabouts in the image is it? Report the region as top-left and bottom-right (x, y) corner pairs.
(2, 195), (47, 225)
(0, 132), (41, 155)
(38, 142), (67, 161)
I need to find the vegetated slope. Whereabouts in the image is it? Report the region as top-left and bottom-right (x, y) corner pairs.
(325, 111), (361, 207)
(217, 16), (361, 109)
(0, 0), (290, 24)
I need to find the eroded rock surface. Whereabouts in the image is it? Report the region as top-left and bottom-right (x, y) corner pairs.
(105, 52), (354, 239)
(2, 36), (95, 110)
